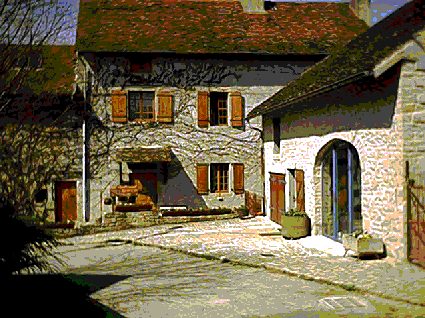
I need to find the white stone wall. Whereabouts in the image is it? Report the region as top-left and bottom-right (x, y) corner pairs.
(263, 66), (408, 258)
(262, 35), (425, 260)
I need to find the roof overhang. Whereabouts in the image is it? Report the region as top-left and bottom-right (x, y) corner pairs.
(373, 39), (424, 78)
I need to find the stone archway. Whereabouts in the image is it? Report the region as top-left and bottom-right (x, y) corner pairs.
(314, 139), (362, 241)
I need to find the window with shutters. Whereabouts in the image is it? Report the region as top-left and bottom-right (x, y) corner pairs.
(288, 169), (305, 212)
(111, 90), (173, 123)
(198, 91), (243, 128)
(210, 163), (229, 193)
(196, 163), (244, 195)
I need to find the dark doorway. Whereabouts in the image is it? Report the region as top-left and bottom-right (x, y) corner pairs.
(130, 172), (158, 204)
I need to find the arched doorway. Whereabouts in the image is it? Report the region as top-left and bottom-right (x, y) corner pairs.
(320, 140), (362, 241)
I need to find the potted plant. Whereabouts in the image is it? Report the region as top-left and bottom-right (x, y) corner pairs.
(280, 208), (310, 239)
(342, 231), (385, 258)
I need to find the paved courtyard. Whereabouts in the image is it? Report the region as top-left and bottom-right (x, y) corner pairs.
(62, 217), (425, 307)
(57, 243), (423, 317)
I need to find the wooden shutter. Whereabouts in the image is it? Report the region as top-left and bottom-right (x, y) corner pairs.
(230, 92), (243, 127)
(111, 90), (127, 123)
(196, 164), (209, 194)
(157, 91), (173, 123)
(198, 91), (209, 128)
(233, 163), (244, 194)
(295, 169), (305, 212)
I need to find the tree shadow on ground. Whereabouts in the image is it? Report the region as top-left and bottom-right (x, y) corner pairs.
(2, 274), (128, 317)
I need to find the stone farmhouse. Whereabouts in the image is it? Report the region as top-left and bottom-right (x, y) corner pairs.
(0, 45), (82, 222)
(248, 0), (425, 260)
(71, 0), (367, 226)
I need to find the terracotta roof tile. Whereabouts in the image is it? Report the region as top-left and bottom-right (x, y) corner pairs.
(77, 0), (367, 54)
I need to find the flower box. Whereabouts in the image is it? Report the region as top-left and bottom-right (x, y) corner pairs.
(281, 212), (310, 239)
(342, 233), (384, 258)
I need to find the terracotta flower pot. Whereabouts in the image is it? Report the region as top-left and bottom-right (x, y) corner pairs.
(281, 215), (310, 239)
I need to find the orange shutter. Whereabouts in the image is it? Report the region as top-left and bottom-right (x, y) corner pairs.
(197, 164), (209, 194)
(233, 163), (244, 194)
(198, 91), (209, 128)
(111, 90), (127, 123)
(157, 91), (173, 123)
(230, 91), (243, 127)
(295, 169), (305, 212)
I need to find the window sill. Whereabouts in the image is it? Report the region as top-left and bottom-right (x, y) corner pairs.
(202, 125), (244, 130)
(124, 120), (174, 126)
(210, 192), (232, 197)
(132, 119), (156, 123)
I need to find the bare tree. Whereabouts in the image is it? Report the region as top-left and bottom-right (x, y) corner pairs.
(0, 1), (77, 218)
(0, 0), (74, 111)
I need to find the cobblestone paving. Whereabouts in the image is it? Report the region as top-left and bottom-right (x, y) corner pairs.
(62, 217), (425, 306)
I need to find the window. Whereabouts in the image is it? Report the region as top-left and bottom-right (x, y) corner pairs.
(210, 163), (229, 193)
(198, 91), (243, 128)
(111, 90), (174, 123)
(15, 51), (43, 69)
(196, 163), (244, 195)
(210, 92), (228, 126)
(35, 188), (48, 203)
(129, 91), (155, 121)
(273, 118), (280, 154)
(129, 57), (152, 74)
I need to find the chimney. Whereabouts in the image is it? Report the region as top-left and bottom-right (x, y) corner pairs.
(239, 0), (265, 13)
(350, 0), (371, 26)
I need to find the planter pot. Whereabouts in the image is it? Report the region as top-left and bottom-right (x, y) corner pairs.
(342, 234), (385, 258)
(280, 215), (310, 239)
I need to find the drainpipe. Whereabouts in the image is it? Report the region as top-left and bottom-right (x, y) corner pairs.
(82, 116), (90, 222)
(82, 58), (92, 223)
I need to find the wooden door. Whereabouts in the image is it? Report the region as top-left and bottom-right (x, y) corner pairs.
(55, 181), (77, 223)
(408, 181), (425, 264)
(130, 173), (158, 203)
(270, 173), (285, 224)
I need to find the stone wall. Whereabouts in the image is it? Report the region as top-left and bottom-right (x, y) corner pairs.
(31, 127), (83, 223)
(80, 55), (317, 223)
(263, 66), (408, 258)
(399, 47), (425, 183)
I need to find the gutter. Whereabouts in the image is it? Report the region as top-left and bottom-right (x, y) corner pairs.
(249, 70), (372, 119)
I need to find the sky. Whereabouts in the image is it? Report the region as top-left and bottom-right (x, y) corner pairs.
(59, 0), (410, 45)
